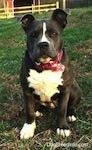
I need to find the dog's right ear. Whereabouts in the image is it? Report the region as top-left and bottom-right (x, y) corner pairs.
(52, 9), (68, 29)
(20, 14), (35, 31)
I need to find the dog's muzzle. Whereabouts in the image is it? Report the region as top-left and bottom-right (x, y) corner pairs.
(38, 42), (49, 51)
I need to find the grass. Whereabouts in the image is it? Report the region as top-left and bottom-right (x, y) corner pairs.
(0, 7), (92, 150)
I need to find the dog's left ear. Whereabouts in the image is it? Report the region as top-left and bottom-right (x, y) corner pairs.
(52, 9), (68, 29)
(20, 14), (35, 31)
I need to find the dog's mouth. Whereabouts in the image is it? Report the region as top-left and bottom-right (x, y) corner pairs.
(35, 54), (56, 64)
(33, 50), (64, 71)
(37, 56), (52, 64)
(32, 47), (58, 64)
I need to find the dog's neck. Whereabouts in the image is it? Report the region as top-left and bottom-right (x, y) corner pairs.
(34, 50), (65, 72)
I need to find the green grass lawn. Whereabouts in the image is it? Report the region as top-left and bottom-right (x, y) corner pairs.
(0, 7), (92, 150)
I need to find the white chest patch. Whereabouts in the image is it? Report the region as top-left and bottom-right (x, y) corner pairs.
(27, 69), (64, 102)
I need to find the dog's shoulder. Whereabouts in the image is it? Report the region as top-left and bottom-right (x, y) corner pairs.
(61, 49), (74, 85)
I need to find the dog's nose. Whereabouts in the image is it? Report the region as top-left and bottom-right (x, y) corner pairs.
(38, 42), (49, 50)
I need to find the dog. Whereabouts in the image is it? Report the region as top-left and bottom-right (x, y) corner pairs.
(19, 9), (81, 139)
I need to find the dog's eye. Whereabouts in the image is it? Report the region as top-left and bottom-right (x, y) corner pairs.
(32, 31), (38, 38)
(49, 30), (58, 38)
(51, 32), (57, 37)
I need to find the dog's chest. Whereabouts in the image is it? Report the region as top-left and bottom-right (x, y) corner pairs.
(27, 69), (64, 102)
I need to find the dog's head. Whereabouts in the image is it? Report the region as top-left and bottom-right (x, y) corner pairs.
(21, 9), (67, 64)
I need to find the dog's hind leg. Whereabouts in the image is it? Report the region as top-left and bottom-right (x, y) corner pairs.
(34, 105), (45, 117)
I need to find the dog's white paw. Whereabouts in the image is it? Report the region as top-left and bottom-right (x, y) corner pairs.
(20, 121), (36, 139)
(34, 111), (43, 117)
(67, 115), (76, 122)
(56, 128), (71, 137)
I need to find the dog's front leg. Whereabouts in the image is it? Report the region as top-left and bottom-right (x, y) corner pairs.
(57, 88), (71, 137)
(20, 90), (36, 139)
